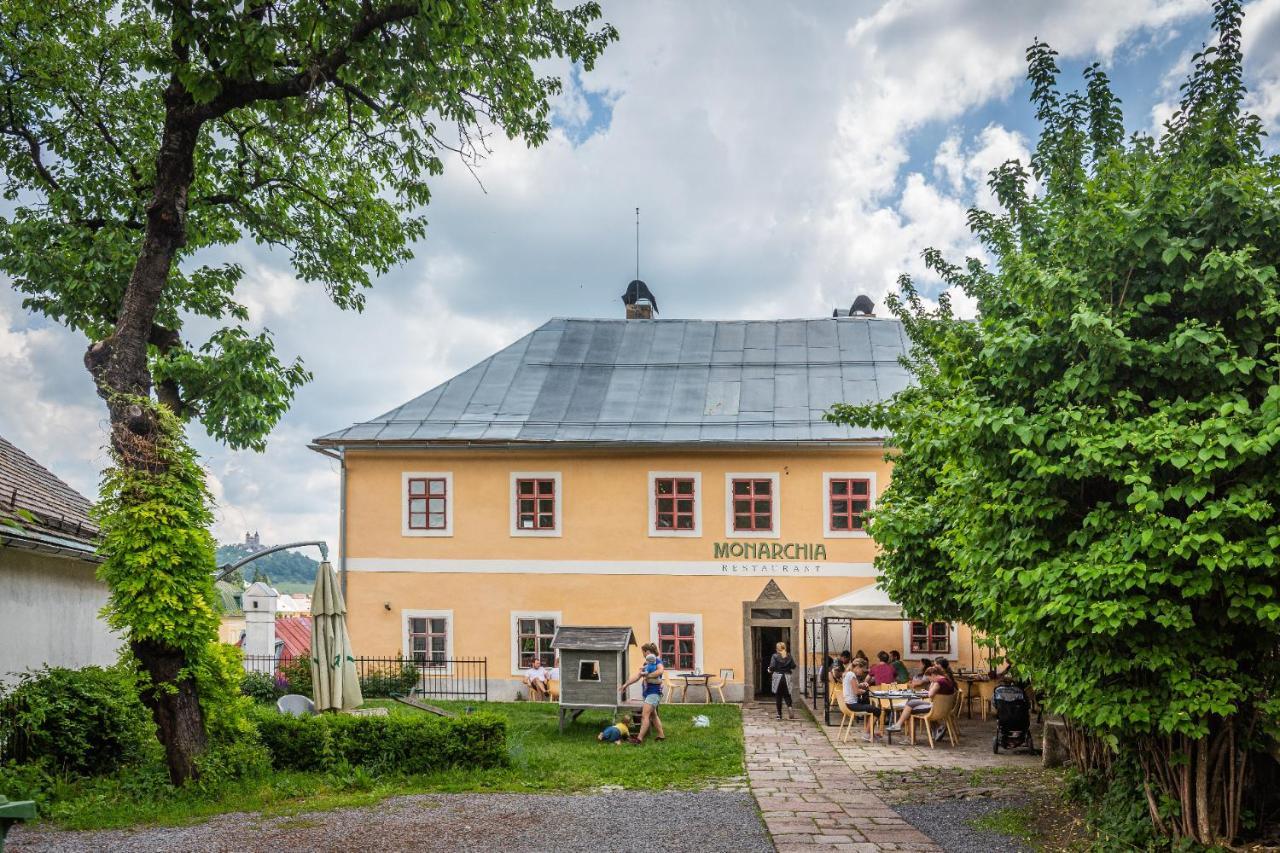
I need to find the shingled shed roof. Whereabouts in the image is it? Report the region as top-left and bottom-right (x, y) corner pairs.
(0, 434), (99, 558)
(551, 626), (637, 651)
(314, 316), (911, 446)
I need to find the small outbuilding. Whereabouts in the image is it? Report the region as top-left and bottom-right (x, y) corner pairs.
(550, 625), (636, 732)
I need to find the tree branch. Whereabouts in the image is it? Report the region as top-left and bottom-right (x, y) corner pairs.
(197, 3), (418, 121)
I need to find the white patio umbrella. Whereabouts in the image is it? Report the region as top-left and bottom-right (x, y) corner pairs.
(310, 561), (363, 711)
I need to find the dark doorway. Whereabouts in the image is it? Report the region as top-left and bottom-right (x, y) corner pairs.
(751, 625), (790, 698)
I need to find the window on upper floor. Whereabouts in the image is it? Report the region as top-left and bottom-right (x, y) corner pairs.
(828, 477), (871, 532)
(654, 477), (696, 531)
(731, 477), (774, 532)
(407, 477), (448, 530)
(516, 478), (556, 530)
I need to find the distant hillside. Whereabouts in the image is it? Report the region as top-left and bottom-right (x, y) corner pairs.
(215, 543), (320, 586)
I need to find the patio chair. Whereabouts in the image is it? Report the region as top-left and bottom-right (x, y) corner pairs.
(906, 693), (957, 748)
(949, 684), (966, 742)
(833, 691), (873, 744)
(707, 671), (729, 703)
(973, 679), (998, 721)
(277, 694), (316, 717)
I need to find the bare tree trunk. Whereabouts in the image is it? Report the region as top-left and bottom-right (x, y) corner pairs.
(84, 87), (207, 785)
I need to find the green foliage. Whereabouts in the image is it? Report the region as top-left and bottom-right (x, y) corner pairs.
(0, 663), (158, 777)
(1065, 763), (1163, 851)
(191, 642), (259, 749)
(829, 0), (1280, 747)
(0, 0), (617, 450)
(829, 1), (1278, 844)
(251, 709), (507, 774)
(358, 662), (420, 698)
(279, 657), (313, 699)
(94, 404), (219, 659)
(240, 672), (284, 705)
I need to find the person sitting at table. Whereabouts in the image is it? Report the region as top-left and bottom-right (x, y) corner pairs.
(869, 651), (898, 686)
(854, 649), (867, 663)
(524, 657), (551, 701)
(890, 650), (911, 682)
(885, 665), (956, 734)
(934, 657), (956, 687)
(908, 657), (932, 688)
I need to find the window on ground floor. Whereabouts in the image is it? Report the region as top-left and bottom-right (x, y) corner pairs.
(909, 621), (951, 654)
(517, 616), (557, 669)
(408, 616), (449, 665)
(657, 621), (697, 670)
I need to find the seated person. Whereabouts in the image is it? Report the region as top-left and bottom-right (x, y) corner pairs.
(909, 657), (933, 688)
(890, 650), (911, 682)
(886, 665), (956, 735)
(598, 720), (630, 745)
(868, 651), (898, 686)
(524, 658), (551, 700)
(841, 662), (879, 739)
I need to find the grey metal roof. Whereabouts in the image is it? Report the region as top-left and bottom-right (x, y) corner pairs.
(551, 626), (638, 651)
(0, 434), (99, 558)
(315, 317), (912, 446)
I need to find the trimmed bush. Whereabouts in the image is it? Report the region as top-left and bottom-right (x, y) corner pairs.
(359, 662), (419, 698)
(251, 709), (506, 774)
(0, 663), (157, 776)
(240, 671), (283, 704)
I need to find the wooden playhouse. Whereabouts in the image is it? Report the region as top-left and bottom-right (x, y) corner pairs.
(550, 625), (637, 732)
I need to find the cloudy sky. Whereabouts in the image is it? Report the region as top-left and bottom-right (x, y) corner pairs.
(3, 0), (1279, 558)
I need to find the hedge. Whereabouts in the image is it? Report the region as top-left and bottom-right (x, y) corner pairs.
(251, 709), (506, 774)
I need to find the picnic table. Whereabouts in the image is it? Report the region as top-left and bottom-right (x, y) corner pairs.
(868, 689), (929, 745)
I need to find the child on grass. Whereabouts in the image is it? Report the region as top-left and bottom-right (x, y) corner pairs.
(598, 720), (630, 745)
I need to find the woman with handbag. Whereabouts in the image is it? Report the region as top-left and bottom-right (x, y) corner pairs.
(768, 641), (797, 720)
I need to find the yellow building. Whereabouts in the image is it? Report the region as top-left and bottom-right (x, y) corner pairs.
(312, 291), (977, 701)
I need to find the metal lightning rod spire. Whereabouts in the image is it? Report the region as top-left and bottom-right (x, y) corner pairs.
(635, 207), (640, 281)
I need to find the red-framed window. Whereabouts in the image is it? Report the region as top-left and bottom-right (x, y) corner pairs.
(408, 616), (448, 665)
(910, 621), (951, 654)
(516, 478), (556, 530)
(829, 477), (871, 531)
(657, 621), (697, 670)
(407, 477), (448, 530)
(654, 477), (696, 531)
(731, 478), (773, 531)
(517, 617), (557, 669)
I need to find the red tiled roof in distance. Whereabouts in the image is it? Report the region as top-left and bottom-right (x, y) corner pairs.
(274, 616), (313, 664)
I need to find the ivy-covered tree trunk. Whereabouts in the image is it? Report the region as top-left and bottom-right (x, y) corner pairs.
(83, 94), (207, 783)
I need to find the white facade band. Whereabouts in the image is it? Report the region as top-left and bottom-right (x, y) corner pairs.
(346, 557), (876, 577)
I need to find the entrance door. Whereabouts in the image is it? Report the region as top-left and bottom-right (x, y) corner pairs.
(752, 625), (790, 698)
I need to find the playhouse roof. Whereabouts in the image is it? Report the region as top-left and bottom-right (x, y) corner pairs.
(551, 626), (637, 651)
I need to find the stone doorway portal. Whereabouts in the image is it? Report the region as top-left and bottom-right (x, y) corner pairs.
(742, 580), (800, 700)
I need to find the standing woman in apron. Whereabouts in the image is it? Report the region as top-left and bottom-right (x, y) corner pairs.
(769, 641), (797, 720)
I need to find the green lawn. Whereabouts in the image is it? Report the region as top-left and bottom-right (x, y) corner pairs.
(12, 700), (744, 831)
(369, 699), (745, 792)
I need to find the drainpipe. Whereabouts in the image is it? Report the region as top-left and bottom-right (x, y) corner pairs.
(338, 448), (348, 598)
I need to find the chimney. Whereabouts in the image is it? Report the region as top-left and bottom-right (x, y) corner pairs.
(621, 279), (659, 320)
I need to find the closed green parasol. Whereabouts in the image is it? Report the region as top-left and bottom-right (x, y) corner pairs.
(309, 561), (363, 711)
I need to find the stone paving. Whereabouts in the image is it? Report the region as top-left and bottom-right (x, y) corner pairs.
(742, 704), (941, 851)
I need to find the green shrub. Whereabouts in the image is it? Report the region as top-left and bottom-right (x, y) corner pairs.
(250, 709), (506, 774)
(240, 671), (282, 704)
(280, 656), (312, 698)
(0, 663), (158, 776)
(359, 662), (420, 698)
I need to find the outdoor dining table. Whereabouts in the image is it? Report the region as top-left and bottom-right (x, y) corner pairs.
(677, 673), (713, 704)
(868, 690), (929, 745)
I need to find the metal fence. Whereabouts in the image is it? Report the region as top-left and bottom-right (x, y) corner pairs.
(0, 693), (30, 764)
(241, 655), (488, 702)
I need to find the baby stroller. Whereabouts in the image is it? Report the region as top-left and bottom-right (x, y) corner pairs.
(992, 683), (1035, 754)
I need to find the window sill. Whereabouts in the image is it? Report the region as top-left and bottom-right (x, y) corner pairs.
(509, 529), (562, 538)
(401, 528), (453, 538)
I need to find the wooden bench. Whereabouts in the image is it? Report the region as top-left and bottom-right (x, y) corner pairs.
(0, 796), (36, 852)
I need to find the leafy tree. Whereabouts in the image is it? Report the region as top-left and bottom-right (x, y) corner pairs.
(830, 1), (1280, 845)
(0, 0), (615, 782)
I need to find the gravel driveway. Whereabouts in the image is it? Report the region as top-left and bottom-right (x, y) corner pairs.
(8, 790), (771, 853)
(893, 797), (1034, 853)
